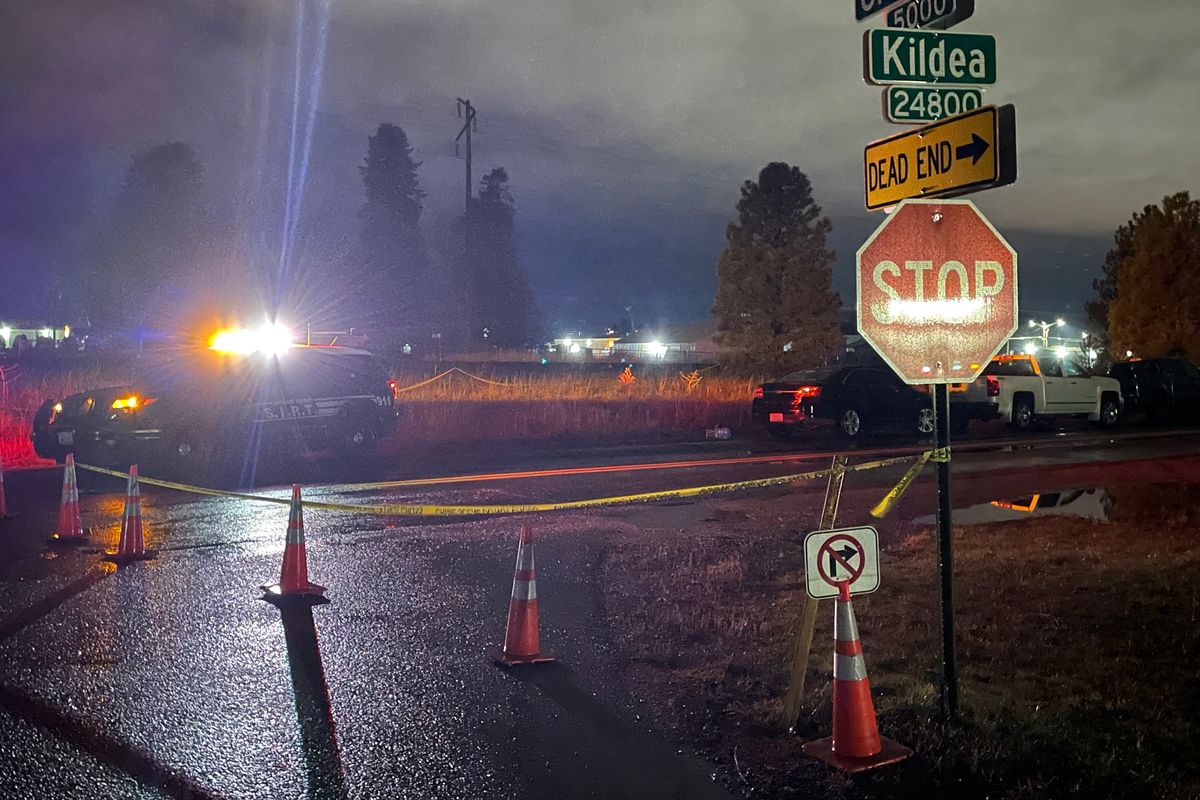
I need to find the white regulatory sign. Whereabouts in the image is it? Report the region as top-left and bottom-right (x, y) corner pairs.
(804, 526), (881, 600)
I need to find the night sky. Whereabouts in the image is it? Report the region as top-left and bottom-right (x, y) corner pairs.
(3, 0), (1198, 331)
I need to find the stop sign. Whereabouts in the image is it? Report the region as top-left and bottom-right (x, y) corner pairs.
(856, 199), (1018, 384)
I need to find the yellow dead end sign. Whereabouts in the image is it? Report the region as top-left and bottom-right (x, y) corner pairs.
(864, 104), (1016, 211)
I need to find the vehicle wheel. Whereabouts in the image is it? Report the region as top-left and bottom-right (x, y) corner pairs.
(915, 407), (936, 437)
(837, 407), (864, 438)
(336, 410), (379, 455)
(1009, 397), (1034, 431)
(1094, 393), (1121, 428)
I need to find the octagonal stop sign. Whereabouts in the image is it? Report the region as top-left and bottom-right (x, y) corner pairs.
(856, 199), (1018, 384)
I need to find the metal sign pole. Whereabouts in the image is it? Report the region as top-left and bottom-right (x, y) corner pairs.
(933, 383), (959, 718)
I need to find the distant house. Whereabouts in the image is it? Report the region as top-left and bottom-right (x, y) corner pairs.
(612, 323), (721, 362)
(549, 334), (620, 358)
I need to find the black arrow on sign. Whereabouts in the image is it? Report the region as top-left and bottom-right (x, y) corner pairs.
(955, 133), (990, 166)
(828, 545), (859, 578)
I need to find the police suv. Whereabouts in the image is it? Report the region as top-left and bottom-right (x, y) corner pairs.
(32, 341), (398, 472)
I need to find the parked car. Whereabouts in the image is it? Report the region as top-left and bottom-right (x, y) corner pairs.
(32, 344), (399, 472)
(752, 365), (991, 439)
(977, 354), (1123, 430)
(1107, 358), (1200, 422)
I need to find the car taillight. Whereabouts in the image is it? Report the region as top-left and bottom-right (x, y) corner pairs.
(793, 385), (821, 399)
(986, 376), (1000, 397)
(388, 379), (398, 400)
(754, 386), (763, 399)
(49, 401), (63, 425)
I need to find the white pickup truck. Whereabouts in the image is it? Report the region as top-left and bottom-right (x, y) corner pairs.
(978, 354), (1123, 430)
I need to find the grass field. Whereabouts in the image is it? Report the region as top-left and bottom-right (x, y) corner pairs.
(601, 483), (1200, 799)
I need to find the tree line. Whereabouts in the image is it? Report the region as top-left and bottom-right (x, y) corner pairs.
(79, 124), (538, 353)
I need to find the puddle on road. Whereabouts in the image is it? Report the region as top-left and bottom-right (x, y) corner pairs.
(919, 483), (1200, 527)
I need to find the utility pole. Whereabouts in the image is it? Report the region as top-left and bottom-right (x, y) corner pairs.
(455, 98), (477, 211)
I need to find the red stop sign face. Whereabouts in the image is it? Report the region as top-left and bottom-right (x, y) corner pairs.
(856, 199), (1018, 384)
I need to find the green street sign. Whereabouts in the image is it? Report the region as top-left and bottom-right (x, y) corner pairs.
(863, 28), (996, 86)
(884, 86), (984, 124)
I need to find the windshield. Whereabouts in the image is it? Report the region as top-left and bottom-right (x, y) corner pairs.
(985, 359), (1037, 377)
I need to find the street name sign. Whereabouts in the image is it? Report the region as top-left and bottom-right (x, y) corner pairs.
(884, 85), (983, 124)
(864, 28), (996, 85)
(856, 198), (1018, 385)
(864, 104), (1016, 210)
(884, 0), (975, 30)
(804, 526), (881, 599)
(855, 0), (904, 22)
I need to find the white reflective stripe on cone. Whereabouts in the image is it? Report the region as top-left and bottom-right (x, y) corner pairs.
(516, 543), (535, 571)
(834, 652), (868, 682)
(511, 579), (538, 601)
(834, 598), (859, 642)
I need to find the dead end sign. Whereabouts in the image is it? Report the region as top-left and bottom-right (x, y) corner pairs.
(805, 526), (881, 599)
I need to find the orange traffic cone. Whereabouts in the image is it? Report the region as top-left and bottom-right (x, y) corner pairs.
(261, 485), (328, 607)
(493, 524), (554, 667)
(0, 453), (10, 519)
(48, 454), (87, 546)
(103, 465), (157, 564)
(803, 581), (912, 773)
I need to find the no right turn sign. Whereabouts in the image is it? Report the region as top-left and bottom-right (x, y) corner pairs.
(804, 526), (881, 600)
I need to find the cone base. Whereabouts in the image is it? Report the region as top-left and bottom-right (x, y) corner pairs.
(47, 533), (88, 547)
(491, 648), (556, 668)
(102, 549), (158, 565)
(803, 736), (912, 773)
(259, 583), (330, 607)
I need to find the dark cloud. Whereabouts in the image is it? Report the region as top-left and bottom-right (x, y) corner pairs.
(2, 0), (1196, 322)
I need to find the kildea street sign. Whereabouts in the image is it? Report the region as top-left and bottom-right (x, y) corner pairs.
(883, 85), (983, 124)
(864, 104), (1016, 210)
(805, 526), (881, 600)
(863, 28), (996, 86)
(856, 198), (1019, 385)
(883, 0), (975, 30)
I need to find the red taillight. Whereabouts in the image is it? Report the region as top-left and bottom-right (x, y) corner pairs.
(388, 379), (398, 400)
(754, 386), (764, 399)
(986, 376), (1000, 397)
(793, 385), (821, 399)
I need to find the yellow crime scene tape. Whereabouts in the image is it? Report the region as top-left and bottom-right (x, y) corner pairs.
(392, 368), (512, 394)
(78, 451), (930, 518)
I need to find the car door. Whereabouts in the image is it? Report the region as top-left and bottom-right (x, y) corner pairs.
(1162, 360), (1200, 415)
(1039, 360), (1074, 411)
(1059, 360), (1096, 411)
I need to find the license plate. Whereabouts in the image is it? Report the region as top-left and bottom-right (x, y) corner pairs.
(769, 413), (784, 423)
(57, 431), (74, 446)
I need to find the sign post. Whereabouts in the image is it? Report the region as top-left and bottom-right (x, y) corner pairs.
(856, 199), (1018, 717)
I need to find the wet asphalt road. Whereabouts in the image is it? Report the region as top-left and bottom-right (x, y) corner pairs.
(2, 424), (1200, 799)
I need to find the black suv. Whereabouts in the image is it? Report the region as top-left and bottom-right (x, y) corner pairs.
(1108, 358), (1200, 421)
(32, 346), (398, 471)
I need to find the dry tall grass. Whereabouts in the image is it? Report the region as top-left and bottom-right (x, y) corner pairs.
(0, 368), (110, 466)
(384, 369), (756, 444)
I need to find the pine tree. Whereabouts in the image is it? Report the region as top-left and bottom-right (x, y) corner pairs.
(711, 162), (842, 374)
(92, 142), (209, 327)
(356, 123), (430, 345)
(1105, 192), (1200, 362)
(455, 168), (538, 347)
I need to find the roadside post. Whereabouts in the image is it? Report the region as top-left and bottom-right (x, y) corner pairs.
(856, 199), (1018, 717)
(855, 0), (1019, 716)
(779, 454), (848, 731)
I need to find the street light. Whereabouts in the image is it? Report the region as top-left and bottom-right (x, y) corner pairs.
(1028, 318), (1067, 348)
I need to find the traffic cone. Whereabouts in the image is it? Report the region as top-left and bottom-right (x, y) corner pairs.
(48, 454), (87, 546)
(0, 454), (10, 519)
(103, 465), (157, 564)
(493, 524), (555, 667)
(803, 581), (912, 773)
(261, 485), (328, 607)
